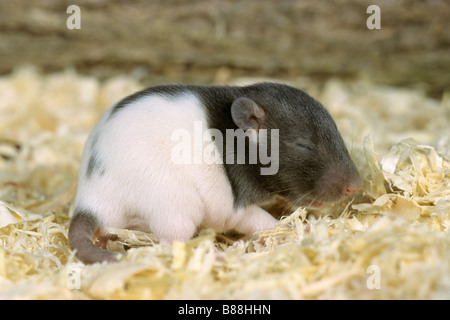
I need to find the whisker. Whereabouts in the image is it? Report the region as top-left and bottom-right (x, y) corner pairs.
(268, 190), (314, 218)
(291, 191), (314, 208)
(307, 194), (321, 208)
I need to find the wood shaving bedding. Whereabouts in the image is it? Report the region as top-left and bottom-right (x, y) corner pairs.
(0, 67), (449, 299)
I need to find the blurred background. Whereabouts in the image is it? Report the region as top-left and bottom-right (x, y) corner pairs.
(0, 0), (449, 99)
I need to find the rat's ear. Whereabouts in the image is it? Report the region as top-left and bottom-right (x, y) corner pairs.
(231, 97), (266, 131)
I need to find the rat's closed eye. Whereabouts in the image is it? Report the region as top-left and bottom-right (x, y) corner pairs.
(295, 142), (314, 152)
(292, 138), (315, 152)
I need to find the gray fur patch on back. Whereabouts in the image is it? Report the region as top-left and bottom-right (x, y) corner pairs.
(108, 85), (188, 119)
(86, 151), (106, 178)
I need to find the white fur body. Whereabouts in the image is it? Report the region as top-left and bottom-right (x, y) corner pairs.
(74, 92), (277, 243)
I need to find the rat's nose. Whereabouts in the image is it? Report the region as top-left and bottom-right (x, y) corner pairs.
(316, 165), (361, 202)
(342, 179), (361, 196)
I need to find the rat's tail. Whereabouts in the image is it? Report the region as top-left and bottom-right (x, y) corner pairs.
(68, 209), (119, 264)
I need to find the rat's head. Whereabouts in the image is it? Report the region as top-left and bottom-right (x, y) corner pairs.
(232, 83), (361, 208)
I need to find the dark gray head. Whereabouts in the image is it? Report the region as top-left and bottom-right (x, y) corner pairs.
(226, 82), (361, 208)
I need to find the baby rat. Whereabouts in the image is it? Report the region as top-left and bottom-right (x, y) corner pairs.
(69, 82), (360, 264)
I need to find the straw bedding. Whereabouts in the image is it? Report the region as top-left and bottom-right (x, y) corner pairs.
(0, 67), (449, 299)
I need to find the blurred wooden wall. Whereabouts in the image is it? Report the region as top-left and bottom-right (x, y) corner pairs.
(0, 0), (449, 98)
